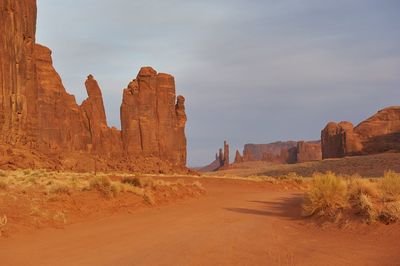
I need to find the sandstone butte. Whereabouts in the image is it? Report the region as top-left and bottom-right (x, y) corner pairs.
(240, 141), (322, 164)
(321, 106), (400, 159)
(0, 0), (188, 173)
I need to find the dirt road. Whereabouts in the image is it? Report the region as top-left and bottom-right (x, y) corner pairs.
(0, 178), (399, 266)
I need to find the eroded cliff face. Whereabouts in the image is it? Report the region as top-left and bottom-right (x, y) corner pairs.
(120, 67), (187, 166)
(0, 0), (38, 144)
(236, 140), (321, 165)
(243, 142), (297, 163)
(321, 107), (400, 159)
(0, 1), (188, 172)
(296, 141), (322, 163)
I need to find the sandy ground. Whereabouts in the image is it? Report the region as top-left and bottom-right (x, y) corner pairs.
(0, 178), (399, 266)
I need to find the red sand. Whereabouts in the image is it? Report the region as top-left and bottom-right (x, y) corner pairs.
(0, 178), (399, 265)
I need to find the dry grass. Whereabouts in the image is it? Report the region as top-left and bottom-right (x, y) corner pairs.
(302, 171), (400, 224)
(302, 172), (347, 218)
(348, 178), (379, 200)
(380, 171), (400, 201)
(89, 176), (119, 198)
(379, 201), (400, 224)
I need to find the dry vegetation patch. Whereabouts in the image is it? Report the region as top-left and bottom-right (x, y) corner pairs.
(0, 169), (205, 236)
(303, 171), (400, 224)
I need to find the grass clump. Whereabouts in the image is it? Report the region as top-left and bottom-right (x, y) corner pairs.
(302, 172), (347, 218)
(379, 201), (400, 224)
(380, 171), (400, 201)
(356, 193), (377, 222)
(89, 176), (118, 198)
(122, 176), (141, 187)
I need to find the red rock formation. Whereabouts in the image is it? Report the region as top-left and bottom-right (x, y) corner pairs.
(223, 141), (230, 167)
(321, 107), (400, 159)
(240, 140), (321, 164)
(296, 141), (322, 163)
(120, 67), (187, 166)
(0, 0), (38, 145)
(234, 150), (243, 164)
(0, 1), (188, 172)
(243, 141), (297, 163)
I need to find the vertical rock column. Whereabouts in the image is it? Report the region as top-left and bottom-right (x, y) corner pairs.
(0, 0), (38, 144)
(120, 67), (187, 167)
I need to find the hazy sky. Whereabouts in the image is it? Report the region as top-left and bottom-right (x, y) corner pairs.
(36, 0), (400, 166)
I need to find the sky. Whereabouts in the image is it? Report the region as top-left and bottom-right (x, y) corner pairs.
(36, 0), (400, 166)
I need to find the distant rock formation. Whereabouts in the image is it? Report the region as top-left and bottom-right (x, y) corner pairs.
(234, 150), (243, 164)
(201, 140), (321, 171)
(243, 141), (297, 163)
(321, 107), (400, 159)
(296, 141), (322, 163)
(223, 141), (230, 167)
(0, 1), (188, 173)
(238, 140), (321, 164)
(199, 140), (230, 172)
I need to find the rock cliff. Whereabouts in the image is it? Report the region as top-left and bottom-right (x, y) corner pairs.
(321, 107), (400, 159)
(0, 1), (187, 172)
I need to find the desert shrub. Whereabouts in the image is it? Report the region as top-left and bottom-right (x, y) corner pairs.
(284, 172), (304, 184)
(0, 170), (7, 177)
(122, 176), (156, 188)
(380, 171), (400, 201)
(356, 193), (377, 222)
(348, 179), (379, 200)
(302, 172), (347, 218)
(378, 201), (400, 224)
(122, 176), (141, 187)
(89, 176), (117, 198)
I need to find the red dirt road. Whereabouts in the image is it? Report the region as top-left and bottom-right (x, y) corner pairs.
(0, 179), (399, 266)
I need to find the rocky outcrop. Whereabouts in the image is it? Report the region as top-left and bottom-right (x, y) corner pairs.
(237, 140), (321, 164)
(120, 67), (187, 166)
(201, 141), (230, 172)
(321, 107), (400, 159)
(296, 141), (322, 163)
(223, 141), (230, 167)
(0, 1), (188, 172)
(243, 141), (297, 163)
(0, 0), (38, 145)
(234, 150), (243, 164)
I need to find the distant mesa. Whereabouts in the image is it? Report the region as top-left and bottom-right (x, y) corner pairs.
(241, 141), (321, 165)
(200, 139), (322, 172)
(321, 106), (400, 159)
(0, 1), (187, 173)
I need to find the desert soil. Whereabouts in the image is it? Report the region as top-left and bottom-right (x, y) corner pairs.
(0, 177), (399, 266)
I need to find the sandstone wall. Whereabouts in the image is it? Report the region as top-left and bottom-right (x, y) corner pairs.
(0, 0), (38, 144)
(0, 1), (188, 172)
(321, 107), (400, 159)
